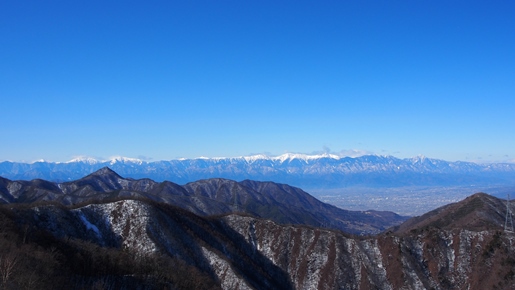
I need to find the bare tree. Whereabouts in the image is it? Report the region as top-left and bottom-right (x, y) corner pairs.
(0, 254), (17, 288)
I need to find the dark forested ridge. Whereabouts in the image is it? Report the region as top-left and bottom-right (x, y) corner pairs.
(1, 192), (515, 289)
(0, 168), (406, 235)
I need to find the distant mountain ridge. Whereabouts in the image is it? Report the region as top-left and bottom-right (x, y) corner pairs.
(2, 154), (515, 189)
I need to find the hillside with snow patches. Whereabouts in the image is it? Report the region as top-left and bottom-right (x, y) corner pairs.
(1, 188), (515, 289)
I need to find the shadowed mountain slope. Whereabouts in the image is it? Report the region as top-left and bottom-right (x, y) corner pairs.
(0, 167), (407, 234)
(0, 199), (291, 289)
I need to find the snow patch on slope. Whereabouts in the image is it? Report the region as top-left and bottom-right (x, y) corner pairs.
(78, 212), (102, 239)
(201, 247), (252, 290)
(100, 200), (157, 253)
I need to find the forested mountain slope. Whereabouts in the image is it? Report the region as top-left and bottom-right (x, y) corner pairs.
(0, 192), (514, 289)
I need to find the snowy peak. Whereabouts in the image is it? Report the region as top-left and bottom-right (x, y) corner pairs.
(410, 155), (428, 163)
(107, 156), (144, 165)
(238, 153), (343, 163)
(3, 154), (515, 189)
(66, 156), (100, 164)
(242, 154), (271, 163)
(65, 156), (144, 165)
(194, 153), (343, 163)
(272, 153), (341, 163)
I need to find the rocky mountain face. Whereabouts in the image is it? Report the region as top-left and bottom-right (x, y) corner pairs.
(0, 168), (406, 235)
(224, 215), (515, 289)
(2, 154), (515, 188)
(1, 191), (514, 289)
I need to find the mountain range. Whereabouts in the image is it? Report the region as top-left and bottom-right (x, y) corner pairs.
(2, 154), (515, 189)
(0, 167), (406, 235)
(0, 169), (514, 289)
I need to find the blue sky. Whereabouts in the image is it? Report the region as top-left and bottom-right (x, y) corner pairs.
(1, 1), (514, 163)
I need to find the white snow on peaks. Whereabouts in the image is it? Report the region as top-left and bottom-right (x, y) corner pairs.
(66, 156), (100, 164)
(108, 156), (143, 165)
(243, 154), (271, 163)
(411, 155), (427, 163)
(225, 153), (344, 163)
(272, 153), (341, 163)
(65, 156), (144, 165)
(60, 152), (365, 165)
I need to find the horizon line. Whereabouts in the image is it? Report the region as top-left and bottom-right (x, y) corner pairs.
(1, 153), (513, 165)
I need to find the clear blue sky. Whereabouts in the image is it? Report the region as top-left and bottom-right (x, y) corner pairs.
(1, 1), (514, 163)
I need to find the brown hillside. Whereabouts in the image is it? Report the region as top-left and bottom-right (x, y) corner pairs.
(394, 192), (510, 234)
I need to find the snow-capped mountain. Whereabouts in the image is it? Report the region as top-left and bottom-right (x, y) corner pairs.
(64, 156), (143, 165)
(65, 156), (101, 164)
(1, 154), (515, 188)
